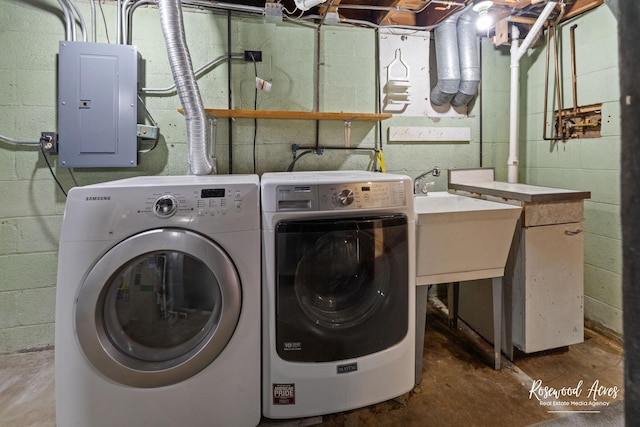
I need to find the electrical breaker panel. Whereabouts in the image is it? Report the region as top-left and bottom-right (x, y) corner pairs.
(58, 42), (139, 168)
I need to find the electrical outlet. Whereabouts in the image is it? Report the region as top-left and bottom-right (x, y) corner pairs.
(244, 51), (262, 62)
(40, 132), (58, 153)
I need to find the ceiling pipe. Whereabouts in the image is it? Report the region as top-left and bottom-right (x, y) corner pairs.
(430, 14), (461, 106)
(507, 1), (557, 183)
(451, 9), (480, 107)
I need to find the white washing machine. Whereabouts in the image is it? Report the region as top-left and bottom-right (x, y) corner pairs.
(261, 171), (415, 419)
(55, 175), (261, 427)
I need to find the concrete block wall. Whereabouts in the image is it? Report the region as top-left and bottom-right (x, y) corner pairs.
(519, 6), (622, 333)
(0, 0), (490, 353)
(2, 1), (620, 352)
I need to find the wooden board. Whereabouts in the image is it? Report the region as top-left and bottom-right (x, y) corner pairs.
(177, 108), (392, 121)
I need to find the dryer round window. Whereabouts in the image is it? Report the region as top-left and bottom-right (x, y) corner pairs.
(101, 251), (222, 363)
(75, 228), (241, 388)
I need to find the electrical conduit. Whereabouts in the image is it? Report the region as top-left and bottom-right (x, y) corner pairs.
(158, 0), (214, 175)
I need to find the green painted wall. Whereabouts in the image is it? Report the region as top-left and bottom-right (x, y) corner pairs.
(518, 5), (622, 332)
(0, 0), (619, 353)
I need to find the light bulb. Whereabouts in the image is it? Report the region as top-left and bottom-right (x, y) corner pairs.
(472, 0), (494, 12)
(476, 11), (493, 31)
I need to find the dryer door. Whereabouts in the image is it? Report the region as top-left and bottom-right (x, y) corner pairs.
(75, 228), (241, 388)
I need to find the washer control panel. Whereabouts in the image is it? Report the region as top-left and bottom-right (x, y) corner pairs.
(276, 180), (407, 211)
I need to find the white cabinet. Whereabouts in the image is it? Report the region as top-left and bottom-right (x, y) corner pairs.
(511, 221), (584, 354)
(448, 173), (590, 358)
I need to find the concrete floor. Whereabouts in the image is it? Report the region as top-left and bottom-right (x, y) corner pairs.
(0, 302), (624, 427)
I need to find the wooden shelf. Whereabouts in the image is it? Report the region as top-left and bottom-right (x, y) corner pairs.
(178, 108), (392, 122)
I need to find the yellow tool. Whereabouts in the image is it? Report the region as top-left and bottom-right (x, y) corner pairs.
(375, 150), (386, 173)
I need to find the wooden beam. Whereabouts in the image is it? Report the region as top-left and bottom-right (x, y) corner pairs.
(492, 0), (533, 10)
(564, 0), (604, 20)
(377, 0), (425, 25)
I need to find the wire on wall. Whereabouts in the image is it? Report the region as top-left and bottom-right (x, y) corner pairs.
(39, 140), (67, 197)
(251, 52), (258, 174)
(227, 10), (233, 174)
(1, 133), (67, 196)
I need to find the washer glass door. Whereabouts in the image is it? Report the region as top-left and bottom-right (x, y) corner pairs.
(75, 228), (241, 388)
(275, 214), (409, 362)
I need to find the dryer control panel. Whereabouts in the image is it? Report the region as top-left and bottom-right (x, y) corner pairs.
(144, 185), (248, 219)
(276, 180), (407, 211)
(60, 177), (260, 243)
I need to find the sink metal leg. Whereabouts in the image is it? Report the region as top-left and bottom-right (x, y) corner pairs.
(447, 282), (460, 329)
(415, 285), (429, 386)
(492, 277), (503, 370)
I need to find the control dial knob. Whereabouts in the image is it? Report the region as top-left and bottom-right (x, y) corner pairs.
(336, 188), (355, 207)
(153, 195), (178, 218)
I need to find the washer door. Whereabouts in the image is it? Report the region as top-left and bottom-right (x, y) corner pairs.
(75, 228), (241, 388)
(275, 214), (408, 362)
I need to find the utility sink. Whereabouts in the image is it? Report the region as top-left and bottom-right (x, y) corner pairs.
(414, 192), (522, 285)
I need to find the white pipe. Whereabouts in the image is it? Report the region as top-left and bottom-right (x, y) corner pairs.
(122, 0), (133, 44)
(57, 0), (73, 41)
(508, 25), (520, 183)
(507, 1), (557, 183)
(89, 0), (96, 42)
(67, 0), (88, 42)
(117, 0), (122, 44)
(516, 1), (557, 62)
(142, 53), (242, 93)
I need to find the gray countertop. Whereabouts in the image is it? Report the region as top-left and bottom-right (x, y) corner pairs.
(448, 181), (591, 203)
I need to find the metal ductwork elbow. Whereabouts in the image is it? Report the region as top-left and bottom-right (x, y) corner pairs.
(430, 15), (460, 106)
(158, 0), (215, 175)
(451, 10), (481, 107)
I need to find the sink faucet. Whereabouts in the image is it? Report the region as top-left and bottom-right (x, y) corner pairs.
(414, 166), (441, 194)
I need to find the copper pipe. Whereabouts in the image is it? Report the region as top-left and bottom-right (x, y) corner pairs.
(570, 24), (578, 115)
(542, 25), (563, 141)
(553, 25), (564, 139)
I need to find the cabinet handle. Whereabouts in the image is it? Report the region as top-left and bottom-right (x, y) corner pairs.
(565, 229), (583, 235)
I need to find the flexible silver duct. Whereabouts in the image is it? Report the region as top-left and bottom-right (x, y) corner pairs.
(158, 0), (214, 175)
(430, 15), (460, 106)
(451, 10), (480, 107)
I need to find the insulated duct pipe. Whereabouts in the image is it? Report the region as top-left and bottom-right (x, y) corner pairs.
(451, 10), (480, 107)
(507, 1), (557, 183)
(430, 14), (460, 106)
(158, 0), (214, 175)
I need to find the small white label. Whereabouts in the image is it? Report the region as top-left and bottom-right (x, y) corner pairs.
(283, 342), (302, 351)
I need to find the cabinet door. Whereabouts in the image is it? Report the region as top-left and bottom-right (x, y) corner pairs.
(521, 223), (584, 353)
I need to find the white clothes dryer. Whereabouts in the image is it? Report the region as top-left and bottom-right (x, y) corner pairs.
(55, 175), (260, 427)
(261, 171), (416, 419)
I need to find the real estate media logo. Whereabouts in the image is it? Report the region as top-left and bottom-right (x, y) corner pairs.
(528, 379), (620, 410)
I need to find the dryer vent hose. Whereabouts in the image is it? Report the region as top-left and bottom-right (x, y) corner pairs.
(158, 0), (214, 175)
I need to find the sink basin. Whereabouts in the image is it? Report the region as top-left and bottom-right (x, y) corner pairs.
(414, 192), (522, 285)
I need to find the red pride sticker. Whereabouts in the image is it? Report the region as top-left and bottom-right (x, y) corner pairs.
(273, 383), (295, 405)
